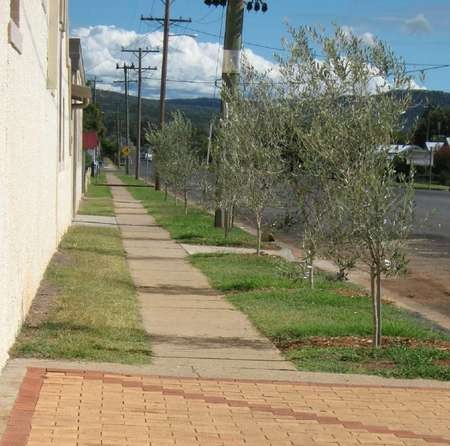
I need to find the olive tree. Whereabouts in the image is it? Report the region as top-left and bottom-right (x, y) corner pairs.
(166, 111), (198, 214)
(280, 26), (415, 346)
(213, 63), (286, 253)
(146, 112), (198, 214)
(146, 123), (174, 200)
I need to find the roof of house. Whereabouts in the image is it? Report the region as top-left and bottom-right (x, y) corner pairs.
(382, 144), (427, 155)
(426, 142), (445, 152)
(69, 38), (86, 85)
(83, 131), (99, 150)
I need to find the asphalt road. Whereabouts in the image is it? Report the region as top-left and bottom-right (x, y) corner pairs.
(413, 189), (450, 238)
(138, 161), (449, 238)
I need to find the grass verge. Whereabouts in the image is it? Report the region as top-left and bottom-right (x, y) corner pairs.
(118, 174), (261, 248)
(190, 253), (450, 380)
(78, 173), (115, 216)
(413, 182), (449, 192)
(11, 226), (151, 364)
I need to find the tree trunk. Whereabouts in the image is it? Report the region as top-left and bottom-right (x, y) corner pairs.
(371, 265), (382, 348)
(256, 216), (262, 255)
(309, 263), (314, 289)
(164, 185), (168, 201)
(184, 190), (188, 215)
(223, 208), (230, 238)
(375, 264), (382, 347)
(307, 247), (315, 289)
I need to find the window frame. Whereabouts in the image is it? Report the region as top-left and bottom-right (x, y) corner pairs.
(8, 0), (23, 54)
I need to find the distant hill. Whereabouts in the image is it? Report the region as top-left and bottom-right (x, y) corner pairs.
(400, 90), (450, 130)
(96, 88), (450, 141)
(95, 89), (220, 141)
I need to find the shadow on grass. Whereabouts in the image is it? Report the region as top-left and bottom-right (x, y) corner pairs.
(61, 246), (124, 257)
(14, 323), (152, 358)
(105, 183), (154, 188)
(137, 285), (219, 296)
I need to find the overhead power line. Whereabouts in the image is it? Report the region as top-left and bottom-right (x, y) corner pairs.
(141, 0), (191, 190)
(121, 47), (159, 179)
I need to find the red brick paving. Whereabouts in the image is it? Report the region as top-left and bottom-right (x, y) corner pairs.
(1, 368), (450, 445)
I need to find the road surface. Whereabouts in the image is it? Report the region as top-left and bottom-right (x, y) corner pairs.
(413, 189), (450, 238)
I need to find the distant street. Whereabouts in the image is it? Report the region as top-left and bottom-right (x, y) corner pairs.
(413, 189), (450, 238)
(138, 161), (450, 239)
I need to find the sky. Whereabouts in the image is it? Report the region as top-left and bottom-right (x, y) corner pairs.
(69, 0), (450, 98)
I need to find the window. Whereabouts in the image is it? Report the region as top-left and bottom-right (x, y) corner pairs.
(10, 0), (20, 27)
(47, 0), (59, 89)
(8, 0), (22, 53)
(59, 0), (67, 31)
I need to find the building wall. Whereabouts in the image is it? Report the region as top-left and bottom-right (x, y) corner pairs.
(71, 69), (85, 215)
(0, 0), (78, 369)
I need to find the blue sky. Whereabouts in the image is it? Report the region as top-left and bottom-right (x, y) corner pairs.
(69, 0), (450, 97)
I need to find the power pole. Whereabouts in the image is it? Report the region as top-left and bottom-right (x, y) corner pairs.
(115, 63), (137, 175)
(141, 4), (191, 190)
(121, 48), (158, 179)
(222, 0), (244, 96)
(204, 0), (268, 227)
(89, 76), (104, 104)
(116, 106), (121, 167)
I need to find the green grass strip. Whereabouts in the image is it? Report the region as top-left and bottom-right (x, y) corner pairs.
(12, 226), (152, 364)
(78, 172), (115, 216)
(118, 174), (259, 248)
(191, 252), (450, 380)
(413, 182), (449, 191)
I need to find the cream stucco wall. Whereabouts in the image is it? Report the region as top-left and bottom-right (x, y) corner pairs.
(0, 0), (80, 369)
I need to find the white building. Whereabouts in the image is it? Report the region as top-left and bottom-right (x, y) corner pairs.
(386, 144), (434, 167)
(0, 0), (90, 369)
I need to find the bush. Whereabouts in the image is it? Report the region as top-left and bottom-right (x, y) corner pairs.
(438, 170), (450, 186)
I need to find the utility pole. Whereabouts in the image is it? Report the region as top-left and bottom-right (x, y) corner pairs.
(121, 48), (158, 179)
(115, 63), (137, 175)
(426, 105), (432, 190)
(141, 4), (191, 189)
(204, 0), (268, 227)
(89, 76), (104, 104)
(218, 0), (243, 227)
(116, 106), (121, 167)
(222, 0), (244, 96)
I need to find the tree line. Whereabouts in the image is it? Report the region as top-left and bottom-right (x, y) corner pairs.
(146, 25), (418, 348)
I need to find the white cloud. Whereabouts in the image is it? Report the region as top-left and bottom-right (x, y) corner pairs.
(377, 13), (432, 35)
(342, 26), (376, 47)
(404, 14), (431, 34)
(73, 25), (426, 99)
(72, 25), (278, 99)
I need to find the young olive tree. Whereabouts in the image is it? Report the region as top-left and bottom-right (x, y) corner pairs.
(146, 123), (175, 199)
(165, 111), (198, 214)
(214, 63), (286, 253)
(280, 26), (415, 346)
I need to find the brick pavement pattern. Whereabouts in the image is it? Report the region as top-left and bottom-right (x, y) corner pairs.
(1, 367), (450, 446)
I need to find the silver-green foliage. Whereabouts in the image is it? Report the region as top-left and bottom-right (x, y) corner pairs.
(213, 63), (286, 253)
(279, 26), (415, 346)
(146, 112), (198, 214)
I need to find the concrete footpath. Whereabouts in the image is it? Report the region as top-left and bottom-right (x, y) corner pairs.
(107, 173), (298, 380)
(2, 169), (450, 446)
